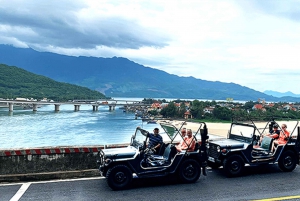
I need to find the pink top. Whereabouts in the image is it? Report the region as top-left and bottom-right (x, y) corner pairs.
(180, 137), (196, 151)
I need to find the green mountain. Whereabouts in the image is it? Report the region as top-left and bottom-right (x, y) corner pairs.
(0, 64), (106, 101)
(1, 44), (300, 102)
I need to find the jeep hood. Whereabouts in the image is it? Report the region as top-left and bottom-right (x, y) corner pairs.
(210, 139), (245, 149)
(102, 146), (138, 159)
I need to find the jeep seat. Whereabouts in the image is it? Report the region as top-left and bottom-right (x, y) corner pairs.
(151, 144), (174, 163)
(253, 136), (273, 151)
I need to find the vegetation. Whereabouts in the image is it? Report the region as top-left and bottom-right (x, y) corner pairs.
(0, 64), (107, 101)
(145, 98), (300, 121)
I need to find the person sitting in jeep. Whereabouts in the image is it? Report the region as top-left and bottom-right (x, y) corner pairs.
(265, 124), (281, 139)
(271, 124), (290, 152)
(139, 127), (163, 153)
(256, 124), (280, 147)
(176, 129), (196, 152)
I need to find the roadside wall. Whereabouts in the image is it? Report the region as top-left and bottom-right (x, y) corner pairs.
(0, 144), (128, 181)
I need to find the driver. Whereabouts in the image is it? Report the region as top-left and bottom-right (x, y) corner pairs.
(138, 127), (163, 153)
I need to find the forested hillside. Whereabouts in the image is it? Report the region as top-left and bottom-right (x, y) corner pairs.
(0, 64), (106, 100)
(1, 45), (300, 102)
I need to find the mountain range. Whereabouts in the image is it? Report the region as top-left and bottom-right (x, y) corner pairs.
(0, 44), (299, 102)
(263, 90), (300, 98)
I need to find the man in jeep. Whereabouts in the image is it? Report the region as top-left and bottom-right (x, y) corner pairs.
(138, 127), (163, 153)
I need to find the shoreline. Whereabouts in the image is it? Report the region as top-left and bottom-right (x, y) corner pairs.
(157, 119), (299, 138)
(157, 120), (230, 138)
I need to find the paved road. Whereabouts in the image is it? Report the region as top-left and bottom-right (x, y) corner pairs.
(2, 165), (300, 201)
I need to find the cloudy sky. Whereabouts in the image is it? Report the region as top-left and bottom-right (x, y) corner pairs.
(0, 0), (300, 94)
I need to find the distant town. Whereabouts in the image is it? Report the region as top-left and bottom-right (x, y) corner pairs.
(141, 98), (300, 121)
(1, 97), (300, 121)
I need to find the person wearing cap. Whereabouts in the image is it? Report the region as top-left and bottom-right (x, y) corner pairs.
(138, 127), (163, 153)
(271, 124), (290, 152)
(257, 124), (280, 147)
(265, 124), (281, 139)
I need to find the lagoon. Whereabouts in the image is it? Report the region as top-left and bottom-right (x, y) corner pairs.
(0, 103), (158, 149)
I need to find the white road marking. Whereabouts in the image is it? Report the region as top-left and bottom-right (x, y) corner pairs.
(10, 183), (31, 201)
(0, 176), (104, 187)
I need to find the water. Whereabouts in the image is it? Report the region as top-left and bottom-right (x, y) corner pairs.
(0, 97), (242, 149)
(0, 104), (159, 149)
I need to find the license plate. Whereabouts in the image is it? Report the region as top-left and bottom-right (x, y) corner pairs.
(208, 156), (215, 162)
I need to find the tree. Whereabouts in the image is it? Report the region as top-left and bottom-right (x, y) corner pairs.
(160, 102), (178, 118)
(213, 106), (232, 121)
(243, 101), (255, 110)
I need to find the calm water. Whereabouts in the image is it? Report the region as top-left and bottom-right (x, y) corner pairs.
(0, 103), (159, 149)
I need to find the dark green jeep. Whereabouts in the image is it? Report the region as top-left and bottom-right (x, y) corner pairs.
(98, 121), (209, 190)
(207, 119), (300, 177)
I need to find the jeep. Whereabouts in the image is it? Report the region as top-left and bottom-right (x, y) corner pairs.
(98, 121), (209, 190)
(207, 118), (300, 177)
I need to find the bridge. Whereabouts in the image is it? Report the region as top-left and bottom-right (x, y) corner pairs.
(0, 99), (151, 112)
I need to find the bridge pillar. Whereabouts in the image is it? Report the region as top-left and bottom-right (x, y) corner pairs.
(92, 105), (99, 111)
(112, 106), (115, 110)
(8, 103), (14, 112)
(54, 104), (60, 112)
(74, 104), (81, 111)
(32, 104), (37, 111)
(109, 105), (112, 111)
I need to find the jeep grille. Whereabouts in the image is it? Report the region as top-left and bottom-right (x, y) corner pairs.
(208, 143), (221, 158)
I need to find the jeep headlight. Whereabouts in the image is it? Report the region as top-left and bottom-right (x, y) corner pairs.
(105, 158), (112, 166)
(217, 146), (221, 152)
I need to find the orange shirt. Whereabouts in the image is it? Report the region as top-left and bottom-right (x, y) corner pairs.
(180, 137), (196, 151)
(277, 130), (290, 144)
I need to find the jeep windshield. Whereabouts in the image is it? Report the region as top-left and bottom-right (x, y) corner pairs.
(131, 128), (147, 149)
(230, 124), (255, 138)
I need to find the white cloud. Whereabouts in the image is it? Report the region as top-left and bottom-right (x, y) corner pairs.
(0, 0), (300, 94)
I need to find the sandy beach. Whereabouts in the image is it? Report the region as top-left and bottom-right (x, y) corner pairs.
(157, 120), (230, 138)
(157, 119), (299, 138)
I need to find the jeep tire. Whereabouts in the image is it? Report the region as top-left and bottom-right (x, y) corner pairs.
(106, 165), (133, 190)
(178, 159), (201, 183)
(223, 154), (245, 177)
(278, 150), (297, 172)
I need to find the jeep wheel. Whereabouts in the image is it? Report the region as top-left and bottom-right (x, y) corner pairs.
(106, 165), (133, 190)
(278, 150), (297, 172)
(178, 159), (201, 183)
(208, 161), (221, 169)
(223, 155), (244, 177)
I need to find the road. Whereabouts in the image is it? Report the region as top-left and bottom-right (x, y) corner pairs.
(1, 165), (300, 201)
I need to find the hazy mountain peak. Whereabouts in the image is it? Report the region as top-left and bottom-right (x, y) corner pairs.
(264, 90), (300, 98)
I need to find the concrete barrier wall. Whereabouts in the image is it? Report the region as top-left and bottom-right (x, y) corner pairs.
(0, 144), (129, 182)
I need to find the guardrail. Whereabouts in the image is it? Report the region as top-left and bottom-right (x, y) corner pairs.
(0, 144), (129, 182)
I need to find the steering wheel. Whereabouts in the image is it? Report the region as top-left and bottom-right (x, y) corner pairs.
(144, 147), (155, 155)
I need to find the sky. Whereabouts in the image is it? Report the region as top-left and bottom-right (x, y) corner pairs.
(0, 0), (300, 94)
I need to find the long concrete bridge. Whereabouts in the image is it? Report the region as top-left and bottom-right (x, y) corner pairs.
(0, 99), (151, 112)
